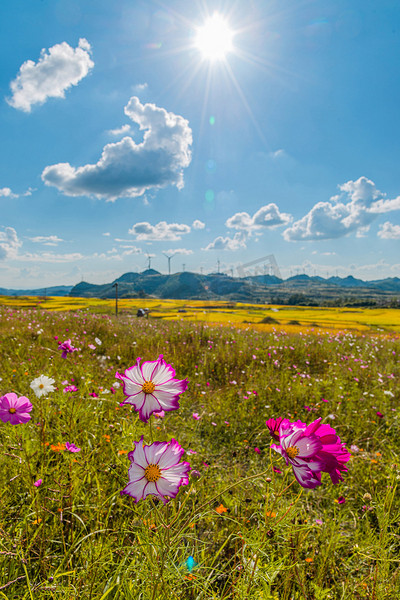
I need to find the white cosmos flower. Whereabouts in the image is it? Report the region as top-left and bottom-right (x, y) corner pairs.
(30, 375), (56, 398)
(116, 354), (188, 422)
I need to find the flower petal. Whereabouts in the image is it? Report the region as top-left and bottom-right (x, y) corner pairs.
(138, 394), (162, 422)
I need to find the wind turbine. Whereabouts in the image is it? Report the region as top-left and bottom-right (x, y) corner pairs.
(145, 253), (152, 270)
(163, 252), (174, 275)
(163, 251), (179, 275)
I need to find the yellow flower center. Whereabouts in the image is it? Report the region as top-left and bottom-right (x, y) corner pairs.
(142, 380), (155, 394)
(39, 383), (44, 389)
(286, 446), (300, 459)
(9, 408), (17, 414)
(274, 430), (280, 439)
(144, 463), (162, 482)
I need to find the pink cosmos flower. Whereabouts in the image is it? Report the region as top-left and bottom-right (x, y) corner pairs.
(58, 339), (77, 358)
(266, 417), (306, 442)
(33, 479), (43, 487)
(192, 412), (200, 420)
(65, 442), (81, 453)
(116, 355), (188, 423)
(121, 436), (190, 504)
(0, 393), (33, 425)
(270, 417), (351, 489)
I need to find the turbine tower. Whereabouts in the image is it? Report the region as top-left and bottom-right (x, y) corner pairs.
(145, 254), (152, 270)
(163, 252), (178, 275)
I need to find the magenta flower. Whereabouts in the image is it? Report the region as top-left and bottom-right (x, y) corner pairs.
(192, 412), (200, 420)
(63, 385), (78, 393)
(337, 496), (346, 504)
(0, 393), (32, 425)
(58, 339), (77, 358)
(33, 479), (43, 487)
(266, 417), (306, 442)
(121, 436), (190, 504)
(270, 417), (351, 489)
(273, 424), (325, 489)
(65, 442), (81, 453)
(116, 355), (188, 423)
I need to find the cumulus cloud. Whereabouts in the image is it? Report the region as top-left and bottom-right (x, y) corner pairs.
(28, 235), (64, 246)
(41, 96), (192, 201)
(128, 221), (191, 241)
(0, 227), (22, 259)
(192, 219), (205, 230)
(7, 39), (94, 112)
(283, 177), (400, 242)
(226, 203), (292, 234)
(203, 232), (247, 251)
(378, 221), (400, 239)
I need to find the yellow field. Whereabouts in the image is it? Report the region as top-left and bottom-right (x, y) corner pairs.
(1, 295), (399, 333)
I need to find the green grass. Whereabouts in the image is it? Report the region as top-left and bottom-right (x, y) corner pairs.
(0, 306), (399, 599)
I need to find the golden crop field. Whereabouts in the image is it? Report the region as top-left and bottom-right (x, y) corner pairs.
(1, 295), (399, 333)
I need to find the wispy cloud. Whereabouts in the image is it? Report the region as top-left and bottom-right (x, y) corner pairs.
(7, 39), (94, 112)
(128, 221), (191, 241)
(108, 124), (131, 136)
(28, 235), (64, 246)
(0, 186), (33, 198)
(42, 96), (192, 201)
(163, 248), (193, 256)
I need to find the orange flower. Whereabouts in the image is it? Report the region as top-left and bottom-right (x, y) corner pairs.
(50, 442), (66, 452)
(265, 511), (277, 518)
(305, 557), (313, 563)
(118, 450), (128, 455)
(216, 504), (227, 514)
(104, 434), (111, 442)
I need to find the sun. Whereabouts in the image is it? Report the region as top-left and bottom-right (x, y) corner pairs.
(195, 13), (234, 61)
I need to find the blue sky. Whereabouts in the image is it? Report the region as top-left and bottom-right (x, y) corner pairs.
(1, 0), (400, 288)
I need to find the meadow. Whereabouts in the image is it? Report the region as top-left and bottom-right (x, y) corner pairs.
(0, 301), (399, 599)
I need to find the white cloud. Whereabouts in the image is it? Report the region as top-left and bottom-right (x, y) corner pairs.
(7, 39), (94, 112)
(128, 221), (191, 241)
(20, 252), (84, 263)
(0, 227), (22, 259)
(108, 124), (131, 136)
(103, 232), (111, 236)
(192, 219), (205, 230)
(283, 176), (399, 242)
(163, 248), (193, 256)
(378, 221), (400, 239)
(203, 232), (247, 251)
(226, 203), (292, 234)
(369, 196), (400, 214)
(28, 235), (64, 246)
(0, 187), (17, 198)
(41, 96), (192, 201)
(121, 246), (142, 256)
(132, 83), (148, 94)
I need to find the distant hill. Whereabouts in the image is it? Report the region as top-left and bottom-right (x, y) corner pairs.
(67, 271), (400, 306)
(1, 272), (399, 306)
(0, 285), (73, 297)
